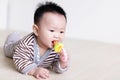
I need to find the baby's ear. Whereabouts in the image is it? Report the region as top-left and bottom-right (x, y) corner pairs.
(32, 24), (39, 36)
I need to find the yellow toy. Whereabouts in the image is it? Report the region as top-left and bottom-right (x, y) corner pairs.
(53, 40), (64, 53)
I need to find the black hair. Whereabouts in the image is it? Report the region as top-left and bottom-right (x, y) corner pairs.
(34, 1), (67, 25)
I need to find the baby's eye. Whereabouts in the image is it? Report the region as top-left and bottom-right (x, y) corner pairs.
(50, 30), (54, 32)
(60, 31), (64, 34)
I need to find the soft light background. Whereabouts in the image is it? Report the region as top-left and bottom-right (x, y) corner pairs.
(0, 0), (120, 44)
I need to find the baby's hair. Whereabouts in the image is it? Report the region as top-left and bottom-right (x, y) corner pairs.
(34, 1), (67, 25)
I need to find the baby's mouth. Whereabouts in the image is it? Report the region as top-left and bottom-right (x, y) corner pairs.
(52, 40), (58, 47)
(52, 41), (54, 47)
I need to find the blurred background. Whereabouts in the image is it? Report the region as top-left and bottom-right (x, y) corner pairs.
(0, 0), (120, 44)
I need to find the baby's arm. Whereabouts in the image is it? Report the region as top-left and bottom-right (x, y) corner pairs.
(59, 49), (69, 68)
(52, 41), (70, 73)
(52, 48), (70, 73)
(13, 42), (50, 79)
(13, 43), (37, 74)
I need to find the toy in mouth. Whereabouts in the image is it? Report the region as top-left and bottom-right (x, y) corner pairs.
(52, 40), (64, 53)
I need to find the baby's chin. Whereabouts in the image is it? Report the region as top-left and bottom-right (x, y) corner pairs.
(48, 45), (53, 49)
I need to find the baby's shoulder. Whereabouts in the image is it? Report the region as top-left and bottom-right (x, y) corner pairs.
(17, 32), (35, 47)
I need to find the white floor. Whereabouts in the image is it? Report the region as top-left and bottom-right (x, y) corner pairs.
(0, 30), (120, 80)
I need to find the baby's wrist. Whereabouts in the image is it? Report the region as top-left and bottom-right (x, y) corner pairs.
(28, 70), (35, 76)
(28, 67), (37, 75)
(60, 61), (68, 69)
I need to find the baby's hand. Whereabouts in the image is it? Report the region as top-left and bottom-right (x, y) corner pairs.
(59, 49), (70, 69)
(52, 41), (69, 68)
(60, 49), (68, 62)
(29, 67), (49, 79)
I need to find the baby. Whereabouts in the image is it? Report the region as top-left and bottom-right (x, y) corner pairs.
(4, 1), (69, 79)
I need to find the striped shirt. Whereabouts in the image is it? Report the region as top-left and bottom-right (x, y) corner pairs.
(13, 32), (68, 74)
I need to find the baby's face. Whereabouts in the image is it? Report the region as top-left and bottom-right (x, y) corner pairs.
(36, 12), (66, 49)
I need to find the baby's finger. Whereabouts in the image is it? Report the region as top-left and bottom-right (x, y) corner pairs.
(40, 73), (49, 79)
(61, 49), (67, 56)
(44, 70), (49, 77)
(35, 74), (41, 79)
(44, 73), (49, 78)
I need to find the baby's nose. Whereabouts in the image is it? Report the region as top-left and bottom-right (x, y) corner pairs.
(54, 33), (60, 39)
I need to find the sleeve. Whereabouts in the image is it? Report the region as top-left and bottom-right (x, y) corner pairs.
(13, 42), (37, 75)
(52, 61), (69, 73)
